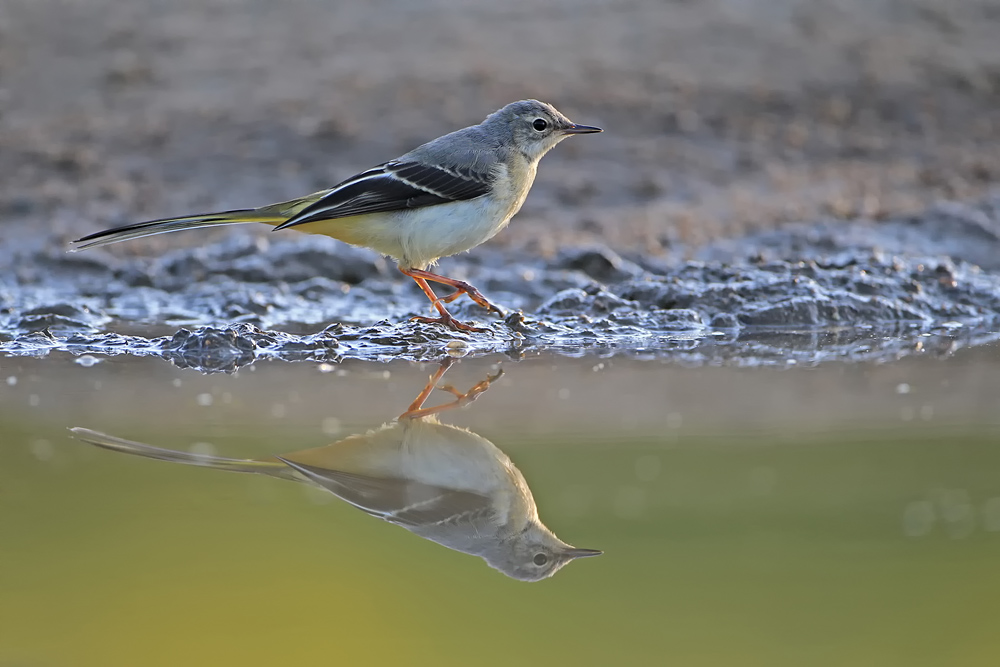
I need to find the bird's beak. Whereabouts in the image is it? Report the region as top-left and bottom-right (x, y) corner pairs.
(562, 124), (603, 134)
(564, 547), (603, 559)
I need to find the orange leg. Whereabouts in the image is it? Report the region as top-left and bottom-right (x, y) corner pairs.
(404, 274), (486, 332)
(399, 363), (504, 421)
(402, 359), (455, 415)
(399, 267), (505, 332)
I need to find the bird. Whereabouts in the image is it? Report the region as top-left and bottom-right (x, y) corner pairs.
(70, 361), (602, 581)
(72, 100), (602, 332)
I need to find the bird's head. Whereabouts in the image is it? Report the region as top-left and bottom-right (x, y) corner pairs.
(485, 99), (602, 161)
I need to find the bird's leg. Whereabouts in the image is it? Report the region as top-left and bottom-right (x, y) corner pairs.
(402, 359), (455, 416)
(401, 268), (490, 333)
(399, 366), (503, 420)
(400, 267), (506, 316)
(436, 290), (467, 305)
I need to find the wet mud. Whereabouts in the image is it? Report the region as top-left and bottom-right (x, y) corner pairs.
(3, 196), (999, 370)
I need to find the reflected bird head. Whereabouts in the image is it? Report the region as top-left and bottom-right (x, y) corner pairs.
(489, 522), (603, 582)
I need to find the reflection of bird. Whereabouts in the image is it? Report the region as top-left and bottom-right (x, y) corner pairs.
(71, 363), (601, 581)
(72, 100), (602, 331)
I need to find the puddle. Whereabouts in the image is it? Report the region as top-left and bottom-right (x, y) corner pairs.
(3, 348), (1000, 664)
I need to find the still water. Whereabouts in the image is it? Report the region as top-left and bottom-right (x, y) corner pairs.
(2, 345), (1000, 665)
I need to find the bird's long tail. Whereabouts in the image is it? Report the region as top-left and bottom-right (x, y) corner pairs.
(70, 191), (327, 251)
(70, 209), (278, 251)
(70, 427), (300, 482)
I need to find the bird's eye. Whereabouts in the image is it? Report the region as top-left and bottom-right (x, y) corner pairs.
(533, 553), (548, 566)
(532, 118), (549, 132)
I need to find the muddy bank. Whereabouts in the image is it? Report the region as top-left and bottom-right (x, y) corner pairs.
(2, 195), (999, 368)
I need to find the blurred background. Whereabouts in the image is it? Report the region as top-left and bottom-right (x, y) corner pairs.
(2, 0), (999, 254)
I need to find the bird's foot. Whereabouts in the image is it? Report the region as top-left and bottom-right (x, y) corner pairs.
(410, 313), (490, 334)
(398, 366), (503, 420)
(437, 368), (504, 404)
(437, 284), (506, 317)
(400, 267), (505, 317)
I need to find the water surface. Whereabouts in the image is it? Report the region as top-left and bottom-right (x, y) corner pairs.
(2, 345), (1000, 665)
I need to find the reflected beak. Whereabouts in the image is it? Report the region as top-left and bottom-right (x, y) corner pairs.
(562, 124), (603, 134)
(564, 547), (603, 559)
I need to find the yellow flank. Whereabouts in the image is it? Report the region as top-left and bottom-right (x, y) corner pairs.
(289, 212), (410, 263)
(290, 214), (372, 246)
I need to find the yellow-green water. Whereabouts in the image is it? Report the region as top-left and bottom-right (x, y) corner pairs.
(2, 349), (1000, 666)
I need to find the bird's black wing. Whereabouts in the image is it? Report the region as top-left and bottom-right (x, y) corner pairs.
(273, 161), (493, 230)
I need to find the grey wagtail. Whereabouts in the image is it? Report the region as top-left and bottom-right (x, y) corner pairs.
(71, 361), (601, 581)
(72, 100), (602, 332)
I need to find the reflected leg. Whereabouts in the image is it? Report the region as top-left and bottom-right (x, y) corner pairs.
(403, 359), (455, 416)
(399, 367), (504, 420)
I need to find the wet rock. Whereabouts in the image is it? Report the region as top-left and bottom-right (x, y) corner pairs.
(738, 294), (926, 327)
(709, 312), (739, 329)
(227, 243), (386, 285)
(148, 253), (214, 290)
(503, 311), (532, 335)
(536, 288), (635, 317)
(614, 252), (999, 328)
(606, 308), (704, 331)
(39, 251), (119, 279)
(23, 303), (94, 320)
(699, 195), (1000, 272)
(16, 314), (90, 334)
(115, 266), (156, 288)
(16, 303), (107, 333)
(154, 236), (386, 287)
(554, 247), (646, 284)
(161, 326), (258, 372)
(651, 309), (704, 329)
(64, 332), (146, 350)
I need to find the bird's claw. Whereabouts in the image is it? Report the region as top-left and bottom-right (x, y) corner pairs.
(398, 365), (502, 420)
(436, 368), (503, 405)
(410, 314), (490, 334)
(437, 287), (505, 317)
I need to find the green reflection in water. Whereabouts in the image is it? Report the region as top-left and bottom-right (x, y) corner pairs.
(1, 355), (999, 666)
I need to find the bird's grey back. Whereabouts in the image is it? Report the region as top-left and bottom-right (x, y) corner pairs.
(402, 124), (507, 180)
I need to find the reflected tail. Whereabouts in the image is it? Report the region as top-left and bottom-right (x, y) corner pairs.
(70, 428), (300, 482)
